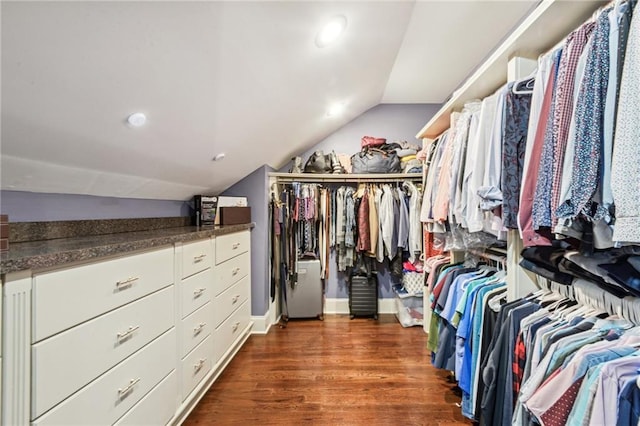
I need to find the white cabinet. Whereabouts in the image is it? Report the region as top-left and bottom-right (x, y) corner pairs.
(33, 329), (177, 426)
(31, 286), (174, 418)
(32, 247), (174, 343)
(114, 371), (178, 426)
(181, 335), (214, 400)
(215, 231), (250, 265)
(1, 229), (253, 426)
(212, 231), (252, 367)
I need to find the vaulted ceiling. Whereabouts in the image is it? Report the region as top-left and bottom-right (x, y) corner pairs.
(1, 1), (537, 200)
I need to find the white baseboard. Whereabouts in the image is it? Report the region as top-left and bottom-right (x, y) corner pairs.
(250, 312), (272, 334)
(324, 298), (397, 315)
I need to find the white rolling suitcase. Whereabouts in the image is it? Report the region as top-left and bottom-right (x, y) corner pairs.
(285, 259), (323, 320)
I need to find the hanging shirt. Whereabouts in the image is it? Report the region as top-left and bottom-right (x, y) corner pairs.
(550, 21), (596, 228)
(478, 85), (508, 213)
(367, 184), (379, 258)
(519, 50), (559, 247)
(466, 92), (500, 233)
(612, 2), (640, 243)
(459, 106), (482, 229)
(556, 10), (611, 223)
(601, 3), (627, 209)
(501, 81), (532, 229)
(404, 181), (423, 262)
(396, 187), (409, 251)
(519, 52), (554, 237)
(433, 114), (459, 224)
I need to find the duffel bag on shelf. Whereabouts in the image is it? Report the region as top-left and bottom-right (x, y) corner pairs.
(351, 148), (401, 174)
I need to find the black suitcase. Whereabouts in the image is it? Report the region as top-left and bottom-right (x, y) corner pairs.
(349, 274), (378, 320)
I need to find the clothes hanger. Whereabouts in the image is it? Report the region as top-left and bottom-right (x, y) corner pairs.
(512, 76), (536, 95)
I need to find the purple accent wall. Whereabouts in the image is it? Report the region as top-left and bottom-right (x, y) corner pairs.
(222, 164), (273, 317)
(0, 190), (190, 222)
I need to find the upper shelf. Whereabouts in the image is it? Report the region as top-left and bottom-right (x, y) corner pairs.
(269, 172), (422, 183)
(416, 0), (608, 140)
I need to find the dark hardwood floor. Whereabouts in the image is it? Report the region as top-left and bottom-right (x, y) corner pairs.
(184, 314), (472, 426)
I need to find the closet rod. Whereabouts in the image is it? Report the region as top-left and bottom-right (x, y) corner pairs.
(467, 248), (507, 265)
(269, 172), (422, 184)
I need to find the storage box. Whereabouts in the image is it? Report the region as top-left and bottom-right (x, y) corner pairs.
(219, 207), (251, 225)
(214, 196), (248, 225)
(394, 293), (423, 327)
(193, 195), (218, 227)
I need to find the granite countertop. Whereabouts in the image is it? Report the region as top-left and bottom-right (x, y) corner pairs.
(0, 223), (253, 274)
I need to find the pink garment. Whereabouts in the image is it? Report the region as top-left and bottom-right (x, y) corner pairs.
(432, 114), (459, 223)
(519, 64), (556, 247)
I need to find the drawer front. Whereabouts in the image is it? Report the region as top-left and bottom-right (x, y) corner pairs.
(33, 247), (174, 342)
(214, 275), (250, 329)
(32, 286), (175, 419)
(180, 267), (213, 318)
(214, 251), (250, 296)
(33, 328), (176, 426)
(181, 335), (214, 401)
(215, 231), (250, 265)
(213, 300), (250, 366)
(182, 239), (213, 279)
(115, 370), (177, 426)
(181, 301), (214, 359)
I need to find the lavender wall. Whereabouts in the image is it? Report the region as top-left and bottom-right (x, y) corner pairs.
(222, 164), (273, 317)
(285, 103), (441, 299)
(0, 190), (190, 222)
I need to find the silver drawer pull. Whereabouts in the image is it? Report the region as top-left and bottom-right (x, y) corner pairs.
(232, 267), (241, 276)
(193, 254), (207, 262)
(194, 358), (206, 373)
(193, 287), (206, 297)
(232, 321), (240, 332)
(117, 325), (140, 341)
(232, 295), (240, 304)
(115, 276), (139, 289)
(232, 243), (240, 250)
(193, 322), (207, 335)
(118, 378), (140, 398)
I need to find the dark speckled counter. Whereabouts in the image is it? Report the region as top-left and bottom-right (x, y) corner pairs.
(0, 223), (253, 274)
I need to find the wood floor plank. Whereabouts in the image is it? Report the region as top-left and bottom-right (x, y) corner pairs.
(184, 314), (472, 426)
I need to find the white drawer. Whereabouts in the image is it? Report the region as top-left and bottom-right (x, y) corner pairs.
(182, 239), (213, 279)
(115, 370), (177, 426)
(32, 247), (174, 342)
(180, 267), (213, 318)
(32, 286), (175, 419)
(181, 334), (214, 401)
(33, 328), (176, 426)
(181, 301), (214, 359)
(214, 275), (250, 329)
(215, 251), (250, 296)
(215, 231), (250, 265)
(213, 300), (250, 366)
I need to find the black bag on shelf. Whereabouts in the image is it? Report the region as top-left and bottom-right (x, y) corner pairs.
(303, 150), (343, 174)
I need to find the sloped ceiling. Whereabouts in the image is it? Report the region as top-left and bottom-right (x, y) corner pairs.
(1, 1), (537, 201)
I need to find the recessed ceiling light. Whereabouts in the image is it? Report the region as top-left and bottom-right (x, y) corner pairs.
(326, 102), (345, 117)
(316, 15), (347, 48)
(127, 112), (146, 127)
(212, 153), (226, 161)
